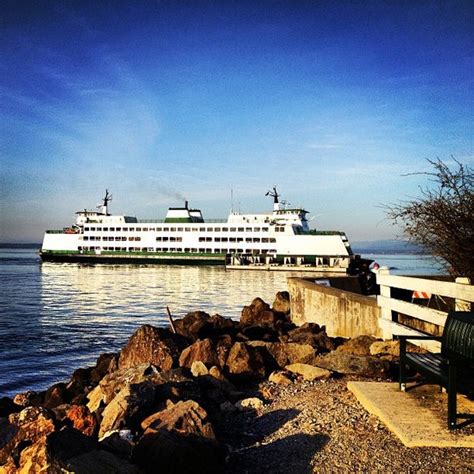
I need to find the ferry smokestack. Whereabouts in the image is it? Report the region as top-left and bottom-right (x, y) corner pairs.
(185, 200), (188, 209)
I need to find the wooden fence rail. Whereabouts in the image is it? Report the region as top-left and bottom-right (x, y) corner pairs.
(376, 270), (473, 352)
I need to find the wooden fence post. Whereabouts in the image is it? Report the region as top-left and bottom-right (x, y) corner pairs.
(376, 269), (393, 339)
(455, 277), (471, 311)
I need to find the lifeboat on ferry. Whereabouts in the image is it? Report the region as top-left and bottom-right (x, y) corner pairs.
(64, 228), (78, 234)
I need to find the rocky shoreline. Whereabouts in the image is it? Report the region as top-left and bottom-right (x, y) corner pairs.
(0, 292), (471, 473)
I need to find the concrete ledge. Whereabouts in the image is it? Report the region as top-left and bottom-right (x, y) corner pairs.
(348, 381), (474, 448)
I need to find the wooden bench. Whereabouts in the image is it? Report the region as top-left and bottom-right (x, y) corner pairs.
(398, 311), (474, 430)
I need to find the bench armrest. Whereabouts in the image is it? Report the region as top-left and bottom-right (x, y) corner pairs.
(395, 335), (443, 359)
(395, 335), (443, 341)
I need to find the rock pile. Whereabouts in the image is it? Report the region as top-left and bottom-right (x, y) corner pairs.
(0, 291), (398, 473)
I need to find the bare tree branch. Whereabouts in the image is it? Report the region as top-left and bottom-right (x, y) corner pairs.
(385, 158), (474, 279)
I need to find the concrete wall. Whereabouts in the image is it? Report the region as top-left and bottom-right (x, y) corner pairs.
(288, 277), (382, 338)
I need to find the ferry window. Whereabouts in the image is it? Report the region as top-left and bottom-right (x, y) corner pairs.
(238, 227), (244, 232)
(136, 228), (142, 231)
(128, 237), (133, 241)
(148, 247), (153, 252)
(253, 238), (260, 242)
(191, 248), (197, 253)
(84, 236), (89, 241)
(254, 227), (260, 232)
(177, 237), (182, 242)
(270, 238), (276, 243)
(185, 248), (190, 252)
(170, 237), (176, 242)
(230, 237), (236, 242)
(222, 237), (228, 242)
(222, 227), (228, 232)
(230, 227), (236, 232)
(246, 238), (252, 243)
(199, 248), (205, 253)
(143, 228), (148, 231)
(199, 228), (205, 232)
(262, 227), (268, 232)
(156, 227), (162, 232)
(109, 227), (115, 231)
(237, 237), (243, 242)
(115, 237), (121, 241)
(192, 228), (198, 232)
(199, 237), (205, 242)
(206, 237), (212, 242)
(170, 228), (176, 232)
(207, 228), (213, 232)
(135, 237), (141, 241)
(97, 227), (102, 231)
(116, 227), (121, 231)
(163, 237), (169, 241)
(185, 227), (190, 232)
(215, 237), (221, 242)
(163, 227), (169, 231)
(85, 227), (90, 231)
(103, 227), (108, 231)
(122, 237), (127, 241)
(262, 238), (269, 243)
(215, 227), (221, 232)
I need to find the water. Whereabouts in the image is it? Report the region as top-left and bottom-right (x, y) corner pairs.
(0, 246), (443, 397)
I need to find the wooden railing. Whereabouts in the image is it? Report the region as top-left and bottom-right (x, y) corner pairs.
(376, 270), (473, 352)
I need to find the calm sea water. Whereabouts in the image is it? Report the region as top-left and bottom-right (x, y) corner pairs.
(0, 246), (443, 397)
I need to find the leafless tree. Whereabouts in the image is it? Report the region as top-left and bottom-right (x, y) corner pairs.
(386, 158), (473, 279)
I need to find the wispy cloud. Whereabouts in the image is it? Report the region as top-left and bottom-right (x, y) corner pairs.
(307, 143), (342, 150)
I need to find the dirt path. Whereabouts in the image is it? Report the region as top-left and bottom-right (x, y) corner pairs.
(219, 377), (473, 473)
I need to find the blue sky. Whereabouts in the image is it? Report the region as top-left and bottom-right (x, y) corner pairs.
(1, 0), (473, 242)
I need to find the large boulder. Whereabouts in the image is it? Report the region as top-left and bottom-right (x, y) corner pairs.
(90, 352), (119, 383)
(215, 334), (233, 368)
(133, 400), (222, 474)
(174, 312), (236, 341)
(369, 340), (400, 357)
(336, 336), (378, 356)
(0, 397), (21, 418)
(247, 341), (315, 370)
(287, 323), (336, 351)
(43, 382), (69, 409)
(240, 298), (281, 328)
(99, 363), (164, 405)
(0, 406), (56, 466)
(173, 311), (211, 341)
(99, 381), (156, 438)
(313, 352), (390, 378)
(64, 405), (98, 437)
(179, 338), (220, 369)
(225, 342), (266, 381)
(2, 426), (133, 474)
(118, 325), (183, 371)
(285, 363), (332, 381)
(272, 291), (291, 315)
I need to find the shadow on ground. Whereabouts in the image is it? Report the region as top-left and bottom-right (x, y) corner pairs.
(224, 433), (329, 474)
(218, 408), (329, 474)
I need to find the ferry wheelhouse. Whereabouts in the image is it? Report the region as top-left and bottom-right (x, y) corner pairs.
(40, 189), (355, 271)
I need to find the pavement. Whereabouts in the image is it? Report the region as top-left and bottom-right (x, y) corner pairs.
(348, 381), (474, 448)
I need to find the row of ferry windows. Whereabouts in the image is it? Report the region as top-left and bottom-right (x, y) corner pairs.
(82, 236), (276, 243)
(79, 247), (277, 254)
(83, 226), (270, 233)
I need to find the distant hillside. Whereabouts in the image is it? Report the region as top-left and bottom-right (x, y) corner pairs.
(351, 239), (427, 255)
(0, 243), (41, 249)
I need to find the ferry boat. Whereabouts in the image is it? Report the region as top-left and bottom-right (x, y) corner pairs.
(39, 188), (358, 272)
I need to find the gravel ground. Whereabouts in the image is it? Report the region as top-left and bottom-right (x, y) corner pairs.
(217, 377), (473, 473)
